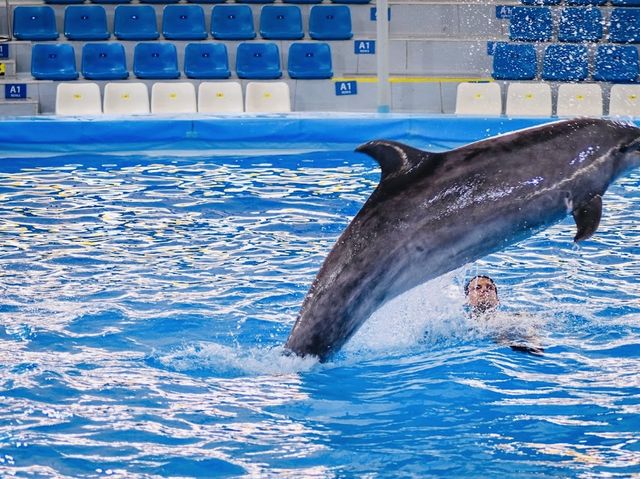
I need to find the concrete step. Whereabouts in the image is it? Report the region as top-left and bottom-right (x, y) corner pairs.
(0, 98), (38, 116)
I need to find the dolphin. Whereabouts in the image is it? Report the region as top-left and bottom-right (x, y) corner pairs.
(284, 118), (640, 362)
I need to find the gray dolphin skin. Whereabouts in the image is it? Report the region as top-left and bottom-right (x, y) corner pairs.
(285, 118), (640, 362)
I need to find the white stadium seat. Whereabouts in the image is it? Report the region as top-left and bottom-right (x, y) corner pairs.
(198, 82), (244, 113)
(506, 82), (552, 117)
(151, 82), (197, 114)
(55, 82), (102, 115)
(609, 84), (640, 117)
(454, 82), (502, 116)
(556, 83), (603, 117)
(103, 82), (150, 115)
(244, 82), (291, 113)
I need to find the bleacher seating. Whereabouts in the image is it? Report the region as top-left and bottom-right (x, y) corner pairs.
(64, 6), (110, 41)
(287, 42), (333, 79)
(245, 81), (291, 112)
(211, 5), (256, 40)
(114, 5), (160, 40)
(56, 82), (102, 115)
(151, 82), (197, 113)
(45, 0), (86, 5)
(557, 83), (603, 116)
(184, 42), (230, 79)
(608, 8), (640, 43)
(505, 82), (552, 117)
(509, 7), (553, 42)
(566, 0), (606, 5)
(309, 5), (352, 40)
(491, 42), (537, 80)
(81, 42), (129, 80)
(13, 6), (59, 41)
(542, 44), (589, 81)
(259, 5), (304, 40)
(31, 43), (79, 80)
(593, 45), (640, 82)
(520, 0), (560, 4)
(103, 82), (150, 114)
(557, 7), (603, 43)
(133, 42), (180, 79)
(162, 5), (207, 40)
(609, 84), (640, 115)
(611, 0), (640, 5)
(236, 42), (282, 79)
(454, 82), (502, 116)
(198, 82), (244, 113)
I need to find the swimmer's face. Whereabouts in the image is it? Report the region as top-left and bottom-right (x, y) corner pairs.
(466, 277), (499, 312)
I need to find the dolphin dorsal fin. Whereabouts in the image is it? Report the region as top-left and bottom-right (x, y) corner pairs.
(355, 140), (442, 184)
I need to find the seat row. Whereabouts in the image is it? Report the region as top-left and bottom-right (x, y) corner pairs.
(45, 0), (370, 5)
(492, 42), (640, 82)
(13, 4), (352, 42)
(455, 81), (640, 116)
(55, 80), (291, 114)
(32, 41), (332, 80)
(508, 6), (640, 43)
(520, 0), (639, 5)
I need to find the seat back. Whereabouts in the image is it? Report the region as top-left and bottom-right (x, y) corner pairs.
(184, 42), (230, 79)
(114, 5), (159, 40)
(56, 82), (102, 115)
(542, 44), (589, 81)
(593, 45), (639, 82)
(505, 82), (552, 117)
(236, 42), (282, 79)
(31, 43), (79, 80)
(162, 5), (207, 40)
(151, 82), (197, 113)
(211, 5), (256, 40)
(566, 0), (606, 4)
(556, 83), (603, 116)
(309, 5), (352, 40)
(612, 0), (640, 4)
(491, 42), (537, 80)
(133, 42), (180, 79)
(509, 7), (553, 42)
(454, 82), (502, 116)
(287, 42), (332, 79)
(609, 84), (640, 116)
(608, 8), (640, 43)
(81, 42), (128, 80)
(259, 5), (303, 39)
(64, 5), (110, 40)
(103, 82), (150, 114)
(558, 7), (603, 42)
(13, 6), (59, 41)
(245, 81), (291, 112)
(198, 81), (244, 113)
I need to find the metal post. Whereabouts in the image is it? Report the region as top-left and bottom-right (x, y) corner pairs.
(376, 0), (390, 113)
(0, 0), (10, 42)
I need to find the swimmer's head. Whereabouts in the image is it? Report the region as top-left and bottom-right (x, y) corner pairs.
(465, 275), (499, 314)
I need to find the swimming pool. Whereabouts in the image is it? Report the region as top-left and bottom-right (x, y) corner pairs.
(0, 115), (639, 478)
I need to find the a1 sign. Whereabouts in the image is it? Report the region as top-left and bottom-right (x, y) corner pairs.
(0, 44), (8, 59)
(335, 81), (357, 96)
(5, 84), (27, 99)
(354, 40), (375, 55)
(370, 7), (391, 21)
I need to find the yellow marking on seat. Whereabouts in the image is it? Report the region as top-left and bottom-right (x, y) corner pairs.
(169, 93), (177, 100)
(216, 92), (224, 98)
(121, 93), (130, 100)
(263, 92), (272, 99)
(576, 95), (585, 101)
(474, 93), (483, 99)
(73, 94), (82, 100)
(525, 93), (534, 100)
(629, 94), (638, 100)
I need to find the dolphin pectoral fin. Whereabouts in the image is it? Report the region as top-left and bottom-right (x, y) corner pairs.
(572, 194), (602, 242)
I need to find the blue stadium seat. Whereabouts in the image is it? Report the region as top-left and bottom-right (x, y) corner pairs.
(542, 44), (589, 81)
(44, 0), (86, 5)
(162, 5), (207, 40)
(288, 42), (332, 79)
(114, 5), (159, 40)
(330, 0), (370, 4)
(91, 0), (132, 4)
(236, 42), (282, 79)
(31, 43), (79, 80)
(81, 42), (128, 80)
(259, 5), (303, 40)
(64, 6), (110, 41)
(283, 0), (322, 4)
(520, 0), (560, 5)
(611, 0), (640, 5)
(509, 7), (553, 42)
(141, 0), (180, 5)
(558, 7), (603, 43)
(211, 5), (256, 40)
(186, 0), (225, 4)
(309, 5), (352, 40)
(236, 0), (275, 4)
(184, 43), (230, 79)
(491, 42), (537, 80)
(13, 6), (58, 41)
(609, 8), (640, 43)
(133, 42), (180, 79)
(593, 45), (639, 82)
(565, 0), (606, 5)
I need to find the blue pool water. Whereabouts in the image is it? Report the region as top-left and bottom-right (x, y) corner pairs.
(1, 120), (639, 478)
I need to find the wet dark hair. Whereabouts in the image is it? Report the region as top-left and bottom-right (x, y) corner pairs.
(464, 275), (497, 296)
